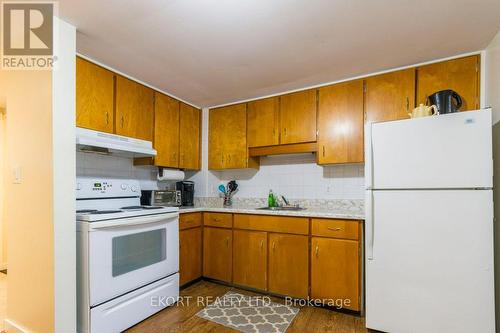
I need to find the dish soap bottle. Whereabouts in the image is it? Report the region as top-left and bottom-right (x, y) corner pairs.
(268, 190), (276, 207)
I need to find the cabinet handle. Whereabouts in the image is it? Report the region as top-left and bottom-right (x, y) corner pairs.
(120, 115), (124, 128)
(105, 112), (109, 125)
(322, 145), (325, 157)
(315, 245), (319, 258)
(213, 218), (221, 222)
(327, 227), (342, 231)
(221, 154), (224, 165)
(272, 241), (276, 252)
(260, 240), (264, 250)
(228, 154), (231, 163)
(225, 237), (229, 247)
(283, 128), (287, 136)
(406, 97), (410, 111)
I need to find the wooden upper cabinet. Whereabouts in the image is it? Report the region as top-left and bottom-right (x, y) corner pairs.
(318, 80), (364, 165)
(233, 230), (267, 291)
(76, 57), (114, 133)
(203, 227), (232, 282)
(115, 76), (154, 141)
(268, 233), (309, 299)
(280, 90), (317, 144)
(179, 103), (201, 170)
(311, 237), (360, 311)
(417, 55), (480, 111)
(209, 103), (258, 170)
(365, 68), (416, 123)
(154, 92), (180, 168)
(247, 97), (280, 147)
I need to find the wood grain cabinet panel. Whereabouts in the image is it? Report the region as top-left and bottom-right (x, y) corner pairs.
(180, 212), (202, 230)
(311, 219), (359, 240)
(318, 80), (364, 164)
(280, 90), (317, 144)
(203, 212), (233, 228)
(417, 55), (480, 111)
(179, 227), (202, 286)
(365, 68), (415, 123)
(311, 237), (360, 311)
(203, 227), (232, 282)
(233, 214), (309, 235)
(268, 233), (309, 299)
(247, 97), (280, 147)
(233, 230), (267, 290)
(179, 103), (201, 170)
(76, 57), (114, 133)
(209, 103), (258, 170)
(115, 75), (154, 141)
(154, 92), (180, 168)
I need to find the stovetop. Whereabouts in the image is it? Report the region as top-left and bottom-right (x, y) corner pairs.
(76, 205), (179, 222)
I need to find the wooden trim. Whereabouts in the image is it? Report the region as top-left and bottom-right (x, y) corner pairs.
(248, 142), (317, 157)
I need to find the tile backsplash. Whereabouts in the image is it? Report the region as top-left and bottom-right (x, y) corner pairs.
(204, 154), (364, 200)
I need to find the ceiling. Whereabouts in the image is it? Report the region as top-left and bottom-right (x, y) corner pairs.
(59, 0), (500, 108)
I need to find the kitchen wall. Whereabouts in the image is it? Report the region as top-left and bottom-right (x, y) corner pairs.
(185, 108), (365, 201)
(485, 29), (500, 330)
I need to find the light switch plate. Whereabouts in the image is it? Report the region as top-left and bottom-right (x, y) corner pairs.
(13, 166), (22, 184)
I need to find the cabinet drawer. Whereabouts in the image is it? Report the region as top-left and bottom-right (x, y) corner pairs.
(204, 212), (233, 228)
(234, 214), (309, 235)
(179, 212), (202, 230)
(311, 219), (359, 240)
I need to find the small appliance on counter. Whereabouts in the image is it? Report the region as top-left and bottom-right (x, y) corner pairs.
(427, 89), (463, 114)
(176, 181), (195, 206)
(141, 189), (182, 207)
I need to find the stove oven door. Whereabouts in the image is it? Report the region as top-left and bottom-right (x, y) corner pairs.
(88, 212), (179, 306)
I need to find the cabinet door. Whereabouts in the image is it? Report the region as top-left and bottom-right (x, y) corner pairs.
(76, 57), (114, 133)
(115, 76), (154, 141)
(154, 92), (179, 168)
(318, 80), (364, 164)
(311, 237), (360, 311)
(417, 55), (480, 111)
(247, 97), (280, 147)
(208, 104), (248, 169)
(280, 90), (317, 144)
(179, 103), (201, 170)
(233, 230), (267, 290)
(203, 227), (232, 282)
(179, 227), (202, 286)
(365, 68), (415, 123)
(268, 233), (308, 298)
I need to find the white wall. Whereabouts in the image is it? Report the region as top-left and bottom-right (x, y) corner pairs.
(485, 29), (500, 332)
(52, 18), (77, 333)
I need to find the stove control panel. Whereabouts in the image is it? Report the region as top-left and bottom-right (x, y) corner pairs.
(76, 178), (141, 199)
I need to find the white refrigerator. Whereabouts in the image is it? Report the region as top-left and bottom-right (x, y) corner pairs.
(364, 109), (495, 333)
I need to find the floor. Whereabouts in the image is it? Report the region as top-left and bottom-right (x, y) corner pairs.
(0, 271), (6, 332)
(126, 281), (369, 333)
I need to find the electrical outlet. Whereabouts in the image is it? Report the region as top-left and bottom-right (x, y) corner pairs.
(326, 185), (331, 193)
(13, 166), (22, 184)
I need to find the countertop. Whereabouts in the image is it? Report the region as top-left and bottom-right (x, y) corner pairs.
(179, 205), (364, 220)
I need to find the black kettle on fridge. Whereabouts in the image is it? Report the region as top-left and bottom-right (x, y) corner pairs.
(427, 90), (463, 114)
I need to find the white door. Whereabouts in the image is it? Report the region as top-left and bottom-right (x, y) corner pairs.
(365, 189), (494, 333)
(89, 213), (179, 306)
(365, 110), (493, 189)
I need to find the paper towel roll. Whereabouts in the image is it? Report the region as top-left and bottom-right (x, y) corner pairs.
(157, 169), (185, 181)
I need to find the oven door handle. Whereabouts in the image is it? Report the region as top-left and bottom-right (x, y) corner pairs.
(89, 212), (178, 230)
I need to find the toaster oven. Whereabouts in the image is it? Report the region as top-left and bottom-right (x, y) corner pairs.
(141, 190), (182, 207)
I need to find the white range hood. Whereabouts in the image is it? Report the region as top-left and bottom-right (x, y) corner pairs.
(76, 127), (157, 158)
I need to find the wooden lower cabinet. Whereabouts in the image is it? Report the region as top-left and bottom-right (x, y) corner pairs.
(179, 227), (202, 286)
(311, 237), (360, 311)
(268, 233), (309, 299)
(203, 227), (232, 282)
(233, 230), (267, 290)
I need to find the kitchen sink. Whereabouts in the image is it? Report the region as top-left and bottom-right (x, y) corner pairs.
(256, 206), (306, 211)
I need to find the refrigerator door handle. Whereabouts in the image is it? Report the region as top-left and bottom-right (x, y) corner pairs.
(365, 190), (374, 260)
(364, 123), (373, 190)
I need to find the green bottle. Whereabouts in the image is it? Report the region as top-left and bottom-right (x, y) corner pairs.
(268, 190), (275, 207)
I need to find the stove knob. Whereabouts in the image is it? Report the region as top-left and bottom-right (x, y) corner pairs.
(121, 184), (128, 190)
(131, 185), (138, 192)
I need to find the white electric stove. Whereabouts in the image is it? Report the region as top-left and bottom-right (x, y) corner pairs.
(76, 177), (179, 333)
